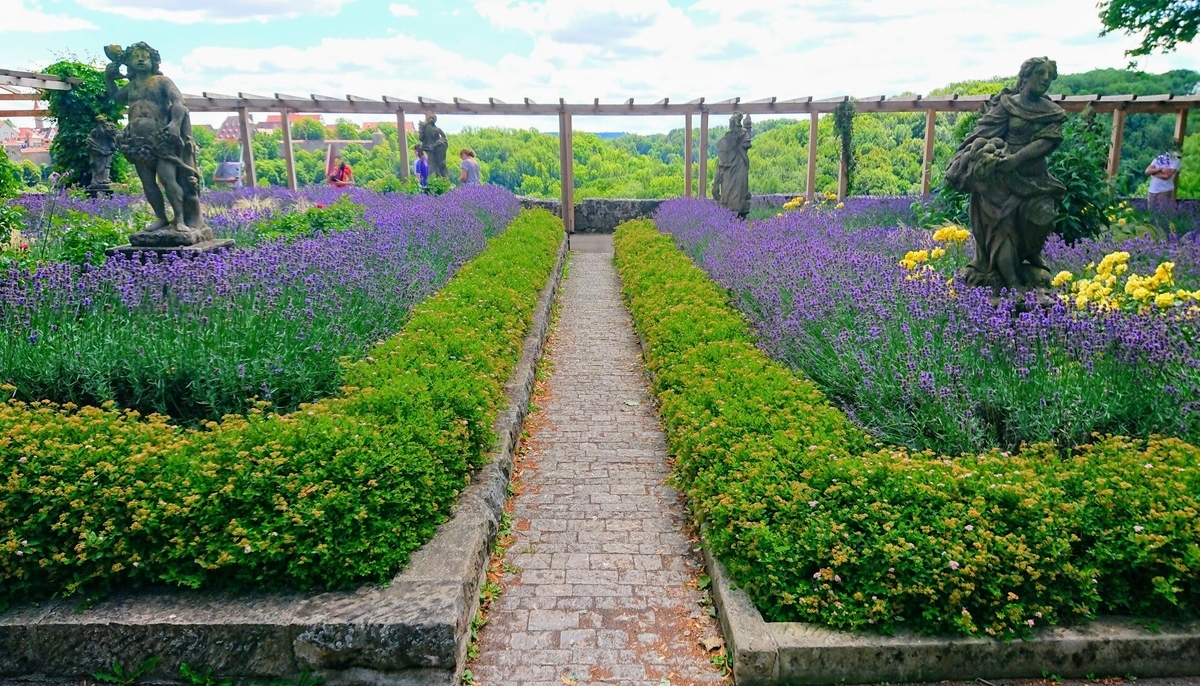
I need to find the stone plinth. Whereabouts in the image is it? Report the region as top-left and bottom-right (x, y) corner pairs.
(105, 239), (235, 259)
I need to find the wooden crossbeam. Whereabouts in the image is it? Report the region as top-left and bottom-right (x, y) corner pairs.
(656, 98), (669, 105)
(748, 97), (777, 104)
(178, 93), (1200, 116)
(347, 94), (379, 102)
(0, 93), (42, 101)
(0, 109), (49, 117)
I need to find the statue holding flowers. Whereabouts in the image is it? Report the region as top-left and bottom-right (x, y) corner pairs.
(946, 57), (1066, 298)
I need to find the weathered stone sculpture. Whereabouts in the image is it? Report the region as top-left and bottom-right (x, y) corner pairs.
(85, 115), (119, 195)
(419, 113), (449, 179)
(713, 111), (752, 217)
(105, 42), (211, 247)
(946, 57), (1066, 299)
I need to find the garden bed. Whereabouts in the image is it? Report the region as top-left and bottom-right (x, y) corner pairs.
(613, 216), (1200, 684)
(0, 207), (566, 685)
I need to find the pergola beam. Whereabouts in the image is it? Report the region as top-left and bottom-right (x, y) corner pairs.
(178, 94), (1198, 116)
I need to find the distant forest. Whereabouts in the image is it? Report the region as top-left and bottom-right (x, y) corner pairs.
(193, 67), (1200, 199)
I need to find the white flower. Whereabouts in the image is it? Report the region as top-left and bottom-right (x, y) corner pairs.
(1027, 619), (1035, 627)
(244, 545), (252, 553)
(808, 501), (818, 507)
(133, 562), (139, 567)
(1134, 526), (1144, 533)
(1145, 463), (1154, 469)
(964, 525), (974, 531)
(949, 561), (960, 570)
(16, 551), (22, 556)
(19, 457), (26, 463)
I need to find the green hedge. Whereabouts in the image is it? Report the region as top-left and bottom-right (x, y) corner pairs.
(614, 218), (1200, 638)
(0, 209), (562, 604)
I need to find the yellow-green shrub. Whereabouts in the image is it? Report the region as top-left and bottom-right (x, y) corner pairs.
(615, 218), (1200, 637)
(0, 209), (561, 604)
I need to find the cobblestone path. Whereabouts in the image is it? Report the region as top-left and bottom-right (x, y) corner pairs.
(471, 240), (727, 686)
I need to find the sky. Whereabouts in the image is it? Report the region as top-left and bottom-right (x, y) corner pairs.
(2, 0), (1198, 134)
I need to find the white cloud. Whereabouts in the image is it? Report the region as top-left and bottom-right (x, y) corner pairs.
(75, 0), (356, 24)
(160, 0), (1200, 134)
(388, 3), (417, 17)
(0, 0), (97, 32)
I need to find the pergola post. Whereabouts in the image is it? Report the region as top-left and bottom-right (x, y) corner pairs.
(684, 113), (693, 197)
(698, 109), (709, 199)
(1174, 109), (1188, 201)
(837, 156), (848, 201)
(280, 108), (298, 190)
(237, 107), (256, 189)
(558, 110), (574, 233)
(397, 110), (409, 181)
(806, 111), (819, 201)
(1107, 108), (1126, 180)
(920, 109), (936, 195)
(566, 112), (575, 233)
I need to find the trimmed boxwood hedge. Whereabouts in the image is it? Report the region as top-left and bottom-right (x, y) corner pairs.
(0, 208), (562, 605)
(614, 218), (1200, 638)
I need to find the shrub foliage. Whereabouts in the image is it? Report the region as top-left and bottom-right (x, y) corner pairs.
(0, 209), (562, 604)
(614, 218), (1200, 637)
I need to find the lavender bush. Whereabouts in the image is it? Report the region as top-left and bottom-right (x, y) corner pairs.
(655, 197), (1200, 454)
(0, 186), (519, 423)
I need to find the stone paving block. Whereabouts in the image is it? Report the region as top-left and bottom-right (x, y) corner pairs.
(470, 251), (724, 686)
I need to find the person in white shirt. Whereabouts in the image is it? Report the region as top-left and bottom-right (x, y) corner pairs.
(1146, 145), (1182, 210)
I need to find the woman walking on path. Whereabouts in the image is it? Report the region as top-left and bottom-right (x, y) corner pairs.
(459, 148), (481, 186)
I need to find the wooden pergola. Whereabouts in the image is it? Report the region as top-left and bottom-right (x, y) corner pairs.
(3, 72), (1195, 231)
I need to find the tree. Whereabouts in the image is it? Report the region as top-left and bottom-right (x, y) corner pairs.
(291, 118), (325, 141)
(1099, 0), (1200, 56)
(0, 152), (20, 199)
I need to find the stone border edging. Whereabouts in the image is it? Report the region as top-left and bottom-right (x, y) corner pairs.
(617, 227), (1200, 686)
(704, 546), (1200, 685)
(0, 235), (569, 686)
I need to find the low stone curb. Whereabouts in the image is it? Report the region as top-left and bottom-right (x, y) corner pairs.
(0, 236), (569, 686)
(705, 545), (1200, 684)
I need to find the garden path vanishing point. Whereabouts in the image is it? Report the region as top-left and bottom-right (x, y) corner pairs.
(470, 235), (728, 686)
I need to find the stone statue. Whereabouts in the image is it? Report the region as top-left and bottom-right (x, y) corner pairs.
(712, 111), (752, 217)
(104, 42), (211, 247)
(419, 113), (449, 179)
(85, 114), (119, 194)
(946, 57), (1066, 299)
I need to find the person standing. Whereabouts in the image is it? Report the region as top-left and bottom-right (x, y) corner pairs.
(413, 144), (430, 192)
(1147, 144), (1182, 211)
(459, 148), (481, 186)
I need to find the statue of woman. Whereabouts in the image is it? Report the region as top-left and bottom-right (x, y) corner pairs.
(86, 115), (119, 191)
(712, 112), (752, 217)
(947, 57), (1066, 297)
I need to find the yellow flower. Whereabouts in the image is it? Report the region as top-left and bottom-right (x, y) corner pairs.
(1118, 218), (1127, 226)
(1075, 294), (1089, 310)
(932, 226), (971, 243)
(1155, 293), (1176, 309)
(1051, 271), (1073, 287)
(836, 202), (845, 210)
(1132, 287), (1152, 301)
(931, 248), (946, 259)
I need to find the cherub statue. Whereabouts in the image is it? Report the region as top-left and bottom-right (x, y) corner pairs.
(105, 42), (211, 247)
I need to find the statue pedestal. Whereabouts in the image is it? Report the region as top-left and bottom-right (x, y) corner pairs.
(105, 239), (235, 259)
(86, 184), (114, 198)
